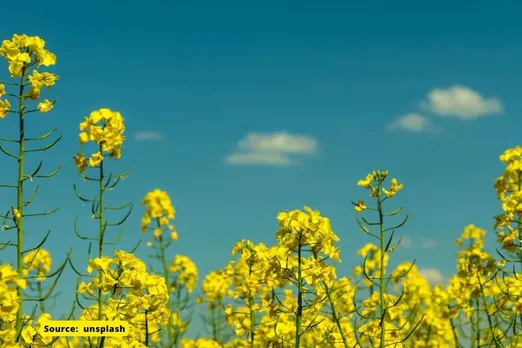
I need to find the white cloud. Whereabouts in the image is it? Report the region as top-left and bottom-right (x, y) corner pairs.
(422, 239), (437, 249)
(237, 132), (317, 154)
(388, 113), (438, 133)
(422, 85), (503, 119)
(224, 152), (292, 166)
(225, 132), (318, 166)
(419, 268), (445, 285)
(134, 131), (162, 141)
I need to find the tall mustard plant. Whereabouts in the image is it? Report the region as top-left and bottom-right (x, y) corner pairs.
(71, 108), (135, 346)
(0, 34), (69, 346)
(352, 170), (422, 347)
(141, 189), (198, 347)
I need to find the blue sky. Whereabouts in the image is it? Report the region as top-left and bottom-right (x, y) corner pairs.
(1, 0), (522, 336)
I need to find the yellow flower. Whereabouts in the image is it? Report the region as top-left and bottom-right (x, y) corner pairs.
(0, 99), (10, 118)
(23, 249), (52, 282)
(77, 108), (125, 159)
(357, 173), (374, 188)
(171, 231), (179, 241)
(354, 200), (367, 213)
(79, 131), (89, 145)
(74, 152), (87, 173)
(89, 152), (103, 167)
(37, 99), (53, 113)
(383, 178), (403, 198)
(12, 208), (21, 221)
(169, 255), (198, 293)
(141, 189), (176, 235)
(0, 84), (5, 97)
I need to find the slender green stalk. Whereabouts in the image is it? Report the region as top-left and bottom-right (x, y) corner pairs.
(158, 232), (174, 346)
(377, 192), (386, 348)
(246, 260), (255, 347)
(211, 304), (221, 342)
(144, 310), (149, 347)
(294, 234), (303, 348)
(248, 298), (255, 347)
(323, 281), (349, 348)
(37, 281), (45, 313)
(478, 275), (500, 347)
(15, 67), (27, 334)
(174, 285), (182, 345)
(449, 311), (463, 348)
(97, 145), (106, 348)
(98, 145), (105, 321)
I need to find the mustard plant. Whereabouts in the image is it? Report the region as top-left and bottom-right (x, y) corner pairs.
(199, 269), (233, 344)
(70, 108), (135, 347)
(352, 170), (422, 347)
(269, 206), (342, 347)
(141, 189), (198, 347)
(0, 34), (69, 345)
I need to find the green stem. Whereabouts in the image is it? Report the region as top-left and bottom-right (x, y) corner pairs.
(478, 275), (500, 347)
(37, 281), (45, 313)
(471, 299), (479, 348)
(377, 192), (386, 348)
(15, 68), (27, 336)
(97, 146), (105, 348)
(158, 231), (174, 346)
(211, 305), (218, 341)
(175, 285), (182, 345)
(98, 146), (105, 318)
(323, 281), (349, 348)
(248, 297), (255, 347)
(247, 260), (255, 347)
(144, 310), (149, 346)
(294, 235), (303, 348)
(449, 310), (462, 348)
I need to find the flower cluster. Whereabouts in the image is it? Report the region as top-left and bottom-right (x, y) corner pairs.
(74, 108), (125, 172)
(140, 189), (177, 239)
(0, 265), (26, 346)
(354, 170), (403, 213)
(23, 248), (52, 282)
(169, 255), (199, 293)
(0, 34), (56, 77)
(200, 270), (232, 308)
(0, 34), (58, 118)
(276, 205), (341, 261)
(76, 250), (170, 346)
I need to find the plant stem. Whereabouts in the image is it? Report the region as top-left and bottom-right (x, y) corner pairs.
(97, 146), (105, 348)
(247, 260), (255, 348)
(377, 191), (386, 348)
(294, 234), (303, 348)
(38, 281), (45, 313)
(144, 310), (149, 347)
(158, 232), (174, 346)
(15, 68), (27, 336)
(175, 285), (182, 345)
(324, 281), (349, 347)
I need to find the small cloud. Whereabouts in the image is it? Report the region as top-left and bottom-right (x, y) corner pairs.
(419, 268), (445, 285)
(237, 132), (317, 154)
(225, 132), (318, 166)
(134, 131), (162, 141)
(421, 85), (503, 119)
(388, 113), (438, 133)
(225, 152), (292, 166)
(422, 239), (437, 249)
(400, 236), (412, 248)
